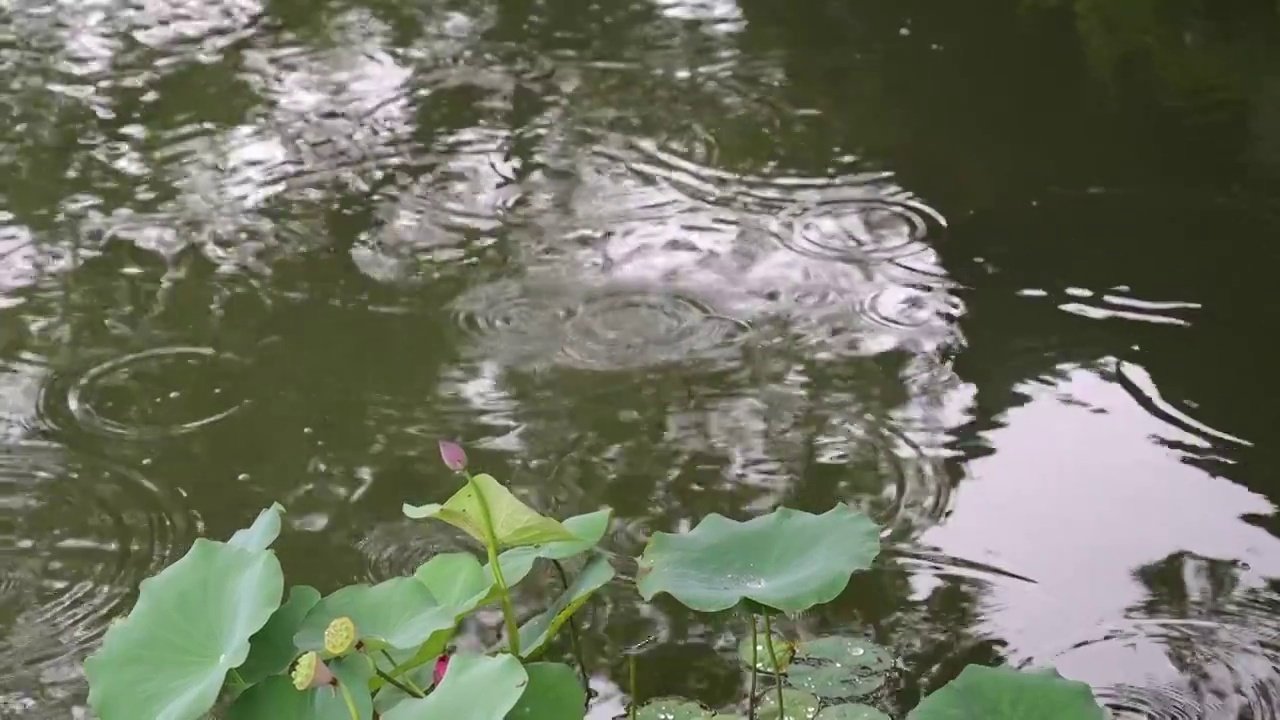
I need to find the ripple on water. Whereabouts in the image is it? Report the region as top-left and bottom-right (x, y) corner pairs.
(0, 442), (199, 698)
(38, 346), (249, 441)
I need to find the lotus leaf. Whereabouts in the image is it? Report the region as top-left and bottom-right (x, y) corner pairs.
(757, 689), (822, 720)
(516, 554), (615, 658)
(488, 508), (613, 586)
(381, 653), (528, 720)
(738, 632), (794, 672)
(414, 552), (492, 614)
(372, 661), (434, 714)
(506, 662), (586, 719)
(294, 577), (454, 652)
(636, 505), (880, 613)
(635, 698), (719, 719)
(85, 539), (284, 720)
(228, 503), (286, 552)
(789, 637), (893, 699)
(402, 473), (577, 549)
(226, 655), (374, 720)
(815, 705), (891, 720)
(907, 665), (1106, 720)
(237, 584), (322, 684)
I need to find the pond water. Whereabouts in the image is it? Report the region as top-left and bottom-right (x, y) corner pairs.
(3, 0), (1280, 717)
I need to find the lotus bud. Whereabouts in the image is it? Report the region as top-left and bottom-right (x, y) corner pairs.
(438, 440), (467, 472)
(292, 651), (335, 690)
(433, 653), (451, 686)
(324, 616), (356, 656)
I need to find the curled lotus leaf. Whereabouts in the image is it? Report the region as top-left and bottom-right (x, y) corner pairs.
(488, 508), (613, 587)
(637, 505), (880, 614)
(403, 473), (577, 549)
(516, 554), (615, 658)
(907, 665), (1106, 720)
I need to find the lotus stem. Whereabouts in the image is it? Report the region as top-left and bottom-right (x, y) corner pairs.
(628, 652), (639, 720)
(552, 559), (592, 697)
(748, 616), (759, 719)
(377, 650), (425, 698)
(463, 469), (522, 657)
(338, 678), (361, 720)
(763, 614), (783, 717)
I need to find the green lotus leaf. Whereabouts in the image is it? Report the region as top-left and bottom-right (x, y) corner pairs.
(373, 662), (434, 715)
(402, 473), (577, 549)
(376, 627), (454, 688)
(228, 502), (286, 552)
(738, 632), (794, 672)
(227, 655), (374, 720)
(488, 508), (613, 586)
(381, 653), (528, 720)
(414, 552), (493, 613)
(85, 538), (284, 720)
(789, 637), (893, 699)
(757, 689), (822, 720)
(506, 662), (586, 719)
(637, 505), (880, 613)
(908, 665), (1106, 720)
(516, 554), (614, 658)
(815, 705), (891, 720)
(237, 584), (322, 685)
(294, 577), (454, 652)
(635, 698), (719, 720)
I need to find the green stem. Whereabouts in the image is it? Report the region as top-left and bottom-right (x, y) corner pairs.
(378, 649), (425, 697)
(628, 653), (639, 720)
(338, 680), (361, 720)
(763, 614), (783, 717)
(552, 559), (591, 696)
(748, 617), (759, 720)
(463, 470), (522, 656)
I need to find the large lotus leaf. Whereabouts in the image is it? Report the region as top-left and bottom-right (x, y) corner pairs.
(373, 662), (435, 715)
(815, 705), (891, 720)
(414, 552), (492, 614)
(237, 585), (322, 685)
(637, 505), (880, 613)
(381, 653), (528, 720)
(488, 508), (613, 586)
(789, 637), (893, 699)
(635, 699), (719, 719)
(757, 689), (822, 720)
(294, 577), (454, 652)
(228, 503), (286, 552)
(85, 539), (284, 720)
(908, 665), (1106, 720)
(738, 632), (794, 673)
(403, 473), (577, 549)
(226, 655), (374, 720)
(516, 554), (614, 658)
(506, 662), (586, 719)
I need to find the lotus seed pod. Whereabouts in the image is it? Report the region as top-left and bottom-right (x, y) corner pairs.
(324, 616), (357, 656)
(438, 440), (467, 472)
(291, 651), (334, 690)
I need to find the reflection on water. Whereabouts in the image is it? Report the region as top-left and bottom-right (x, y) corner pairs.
(1, 0), (1280, 717)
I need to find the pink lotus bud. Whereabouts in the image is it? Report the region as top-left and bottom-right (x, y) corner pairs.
(438, 440), (468, 472)
(433, 653), (451, 686)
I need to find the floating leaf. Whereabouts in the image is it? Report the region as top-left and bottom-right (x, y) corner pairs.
(237, 584), (321, 685)
(489, 508), (613, 586)
(228, 655), (373, 720)
(635, 698), (719, 720)
(516, 554), (615, 658)
(414, 552), (492, 614)
(85, 539), (284, 720)
(908, 665), (1106, 720)
(815, 705), (891, 720)
(382, 653), (528, 720)
(738, 632), (794, 673)
(757, 689), (822, 720)
(228, 503), (286, 552)
(506, 662), (586, 719)
(789, 637), (893, 699)
(403, 473), (577, 549)
(295, 578), (454, 652)
(637, 505), (880, 613)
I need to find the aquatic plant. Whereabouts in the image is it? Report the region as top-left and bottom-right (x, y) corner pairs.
(82, 440), (1108, 719)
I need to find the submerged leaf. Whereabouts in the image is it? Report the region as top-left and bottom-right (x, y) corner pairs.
(403, 473), (576, 548)
(757, 689), (822, 720)
(382, 653), (528, 720)
(237, 584), (321, 685)
(85, 539), (284, 720)
(789, 637), (893, 699)
(506, 662), (586, 719)
(294, 577), (454, 652)
(516, 554), (615, 658)
(228, 503), (286, 552)
(637, 505), (880, 614)
(908, 665), (1106, 720)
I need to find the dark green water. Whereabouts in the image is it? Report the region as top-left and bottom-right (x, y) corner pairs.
(3, 0), (1280, 716)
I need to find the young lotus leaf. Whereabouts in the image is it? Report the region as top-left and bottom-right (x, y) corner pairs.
(637, 505), (880, 613)
(757, 689), (822, 720)
(237, 584), (322, 685)
(516, 554), (615, 658)
(227, 655), (374, 720)
(488, 508), (613, 586)
(294, 577), (454, 652)
(85, 539), (284, 720)
(402, 473), (577, 549)
(381, 653), (528, 720)
(413, 552), (492, 614)
(506, 662), (587, 719)
(815, 705), (891, 720)
(635, 699), (719, 720)
(228, 503), (286, 552)
(908, 665), (1106, 720)
(789, 637), (893, 699)
(738, 632), (794, 672)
